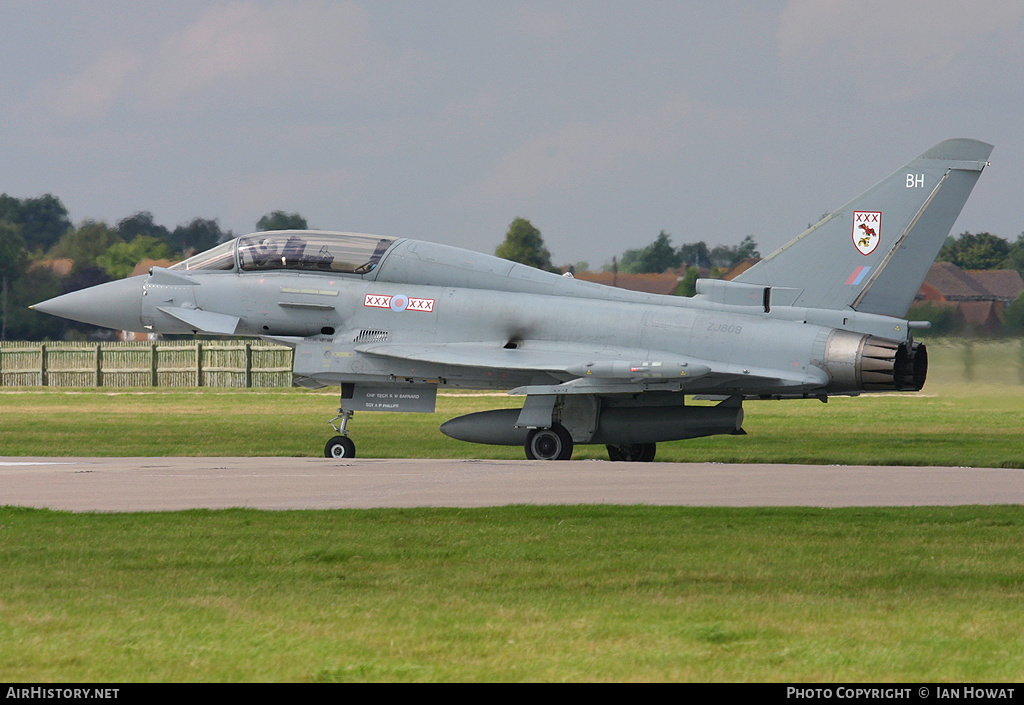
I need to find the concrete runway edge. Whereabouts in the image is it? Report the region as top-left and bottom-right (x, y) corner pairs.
(2, 457), (1023, 511)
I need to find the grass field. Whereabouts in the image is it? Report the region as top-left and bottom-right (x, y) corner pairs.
(1, 505), (1023, 682)
(1, 339), (1022, 682)
(2, 382), (1023, 467)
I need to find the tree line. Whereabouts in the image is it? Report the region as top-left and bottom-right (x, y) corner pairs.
(495, 219), (1024, 280)
(495, 218), (760, 275)
(494, 217), (760, 297)
(935, 231), (1024, 272)
(494, 219), (1024, 335)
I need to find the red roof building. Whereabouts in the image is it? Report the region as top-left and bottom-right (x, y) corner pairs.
(913, 262), (1024, 332)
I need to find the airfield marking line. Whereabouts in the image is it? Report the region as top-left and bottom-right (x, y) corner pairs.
(0, 461), (75, 466)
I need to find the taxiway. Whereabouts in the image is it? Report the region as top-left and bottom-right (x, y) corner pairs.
(2, 457), (1021, 511)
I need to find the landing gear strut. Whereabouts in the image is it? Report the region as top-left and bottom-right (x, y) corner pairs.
(325, 407), (356, 458)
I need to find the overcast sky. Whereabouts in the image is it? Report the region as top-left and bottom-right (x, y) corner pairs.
(2, 0), (1023, 267)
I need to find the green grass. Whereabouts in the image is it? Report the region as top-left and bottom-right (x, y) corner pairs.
(1, 505), (1023, 682)
(1, 342), (1022, 682)
(1, 383), (1022, 466)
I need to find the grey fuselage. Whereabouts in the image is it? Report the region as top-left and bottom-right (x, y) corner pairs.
(141, 236), (915, 398)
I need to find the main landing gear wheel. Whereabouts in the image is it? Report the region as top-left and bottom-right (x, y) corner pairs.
(525, 424), (574, 460)
(325, 435), (356, 458)
(606, 443), (657, 462)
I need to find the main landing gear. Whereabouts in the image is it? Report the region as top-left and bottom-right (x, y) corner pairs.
(524, 424), (573, 461)
(605, 443), (657, 462)
(522, 424), (658, 462)
(324, 399), (659, 462)
(325, 407), (356, 458)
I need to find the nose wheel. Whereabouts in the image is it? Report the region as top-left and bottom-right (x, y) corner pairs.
(325, 434), (356, 458)
(325, 408), (356, 458)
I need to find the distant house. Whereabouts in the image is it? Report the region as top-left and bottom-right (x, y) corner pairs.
(914, 262), (1024, 332)
(28, 258), (73, 277)
(129, 258), (178, 277)
(968, 269), (1024, 303)
(573, 271), (680, 296)
(720, 258), (760, 281)
(571, 255), (760, 295)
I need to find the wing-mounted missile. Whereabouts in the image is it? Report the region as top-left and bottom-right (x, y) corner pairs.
(565, 359), (712, 381)
(519, 357), (715, 396)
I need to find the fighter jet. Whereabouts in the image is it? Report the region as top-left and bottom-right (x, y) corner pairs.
(32, 138), (992, 461)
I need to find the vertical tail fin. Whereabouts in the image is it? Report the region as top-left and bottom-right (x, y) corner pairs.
(733, 139), (993, 316)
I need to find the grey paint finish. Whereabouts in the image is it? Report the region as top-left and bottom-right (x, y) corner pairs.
(31, 140), (990, 460)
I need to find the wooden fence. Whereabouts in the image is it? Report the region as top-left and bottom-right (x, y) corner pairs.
(3, 337), (1023, 389)
(0, 341), (294, 388)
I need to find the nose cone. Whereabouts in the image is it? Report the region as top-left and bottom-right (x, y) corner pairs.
(32, 276), (146, 332)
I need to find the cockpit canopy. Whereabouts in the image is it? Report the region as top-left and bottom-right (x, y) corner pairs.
(169, 231), (396, 275)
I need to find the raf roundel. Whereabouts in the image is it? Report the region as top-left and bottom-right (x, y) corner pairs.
(363, 293), (436, 313)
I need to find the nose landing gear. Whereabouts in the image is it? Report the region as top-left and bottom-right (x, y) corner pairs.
(325, 407), (356, 458)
